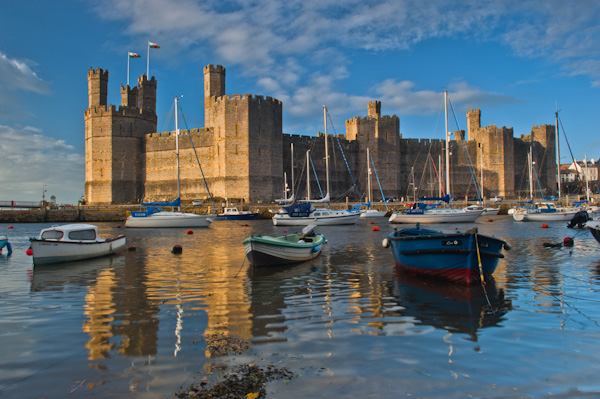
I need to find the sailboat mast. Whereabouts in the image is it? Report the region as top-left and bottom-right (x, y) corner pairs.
(175, 97), (181, 211)
(585, 154), (590, 201)
(367, 148), (372, 204)
(291, 143), (295, 198)
(528, 148), (534, 200)
(306, 150), (311, 201)
(480, 144), (484, 202)
(555, 108), (562, 200)
(324, 106), (330, 199)
(444, 90), (450, 197)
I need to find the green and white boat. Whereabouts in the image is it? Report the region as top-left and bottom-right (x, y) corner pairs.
(243, 225), (325, 267)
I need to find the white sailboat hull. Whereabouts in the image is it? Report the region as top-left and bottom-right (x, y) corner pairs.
(273, 210), (360, 226)
(360, 209), (387, 218)
(389, 209), (484, 224)
(125, 211), (215, 228)
(31, 236), (126, 265)
(512, 209), (579, 222)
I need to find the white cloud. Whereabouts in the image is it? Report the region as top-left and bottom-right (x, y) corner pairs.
(0, 52), (50, 94)
(0, 125), (84, 204)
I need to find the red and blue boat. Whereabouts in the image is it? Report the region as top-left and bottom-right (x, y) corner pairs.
(382, 224), (510, 285)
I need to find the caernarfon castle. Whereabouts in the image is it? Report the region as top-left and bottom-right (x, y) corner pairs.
(84, 65), (557, 205)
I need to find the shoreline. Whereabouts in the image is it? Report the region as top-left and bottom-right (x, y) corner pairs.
(0, 202), (518, 223)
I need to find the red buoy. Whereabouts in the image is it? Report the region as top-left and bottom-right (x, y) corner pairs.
(373, 226), (379, 231)
(488, 219), (493, 222)
(8, 226), (13, 229)
(128, 245), (136, 251)
(370, 221), (374, 224)
(563, 237), (574, 247)
(283, 230), (287, 233)
(26, 248), (33, 256)
(116, 224), (121, 228)
(186, 229), (193, 235)
(542, 223), (549, 229)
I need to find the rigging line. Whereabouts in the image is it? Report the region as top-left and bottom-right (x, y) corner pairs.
(447, 97), (482, 201)
(179, 105), (216, 209)
(308, 152), (325, 200)
(326, 111), (361, 199)
(558, 115), (586, 192)
(430, 155), (445, 196)
(369, 152), (388, 210)
(531, 161), (545, 199)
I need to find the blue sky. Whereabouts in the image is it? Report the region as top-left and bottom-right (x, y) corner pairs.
(1, 0), (600, 204)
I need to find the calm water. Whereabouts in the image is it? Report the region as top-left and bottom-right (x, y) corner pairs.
(1, 217), (600, 398)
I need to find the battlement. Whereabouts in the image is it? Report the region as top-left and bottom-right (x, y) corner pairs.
(84, 105), (153, 118)
(211, 93), (282, 106)
(88, 67), (108, 78)
(403, 138), (445, 147)
(203, 64), (225, 74)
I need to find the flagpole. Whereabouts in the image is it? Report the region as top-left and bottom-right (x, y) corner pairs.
(127, 52), (130, 87)
(147, 41), (150, 77)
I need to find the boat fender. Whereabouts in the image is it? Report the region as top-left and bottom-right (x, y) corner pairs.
(26, 248), (33, 256)
(382, 238), (390, 248)
(503, 242), (511, 250)
(312, 246), (320, 253)
(172, 244), (183, 254)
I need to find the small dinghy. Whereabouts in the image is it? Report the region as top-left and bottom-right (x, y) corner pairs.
(30, 224), (126, 266)
(243, 224), (325, 267)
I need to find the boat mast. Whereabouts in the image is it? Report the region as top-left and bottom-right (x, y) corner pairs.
(555, 108), (562, 200)
(585, 154), (590, 202)
(480, 143), (484, 202)
(291, 143), (295, 199)
(306, 150), (311, 201)
(444, 90), (450, 197)
(528, 148), (534, 200)
(175, 97), (181, 212)
(324, 106), (330, 201)
(367, 147), (372, 205)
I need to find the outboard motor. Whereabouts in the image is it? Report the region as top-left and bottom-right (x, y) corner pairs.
(567, 210), (591, 229)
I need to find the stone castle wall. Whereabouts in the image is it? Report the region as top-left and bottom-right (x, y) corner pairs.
(85, 66), (557, 205)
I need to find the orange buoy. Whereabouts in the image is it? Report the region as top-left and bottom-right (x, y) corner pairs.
(26, 248), (33, 256)
(8, 226), (13, 229)
(563, 237), (574, 247)
(186, 229), (193, 234)
(373, 226), (379, 231)
(488, 219), (493, 222)
(542, 223), (549, 229)
(370, 221), (374, 224)
(172, 244), (183, 254)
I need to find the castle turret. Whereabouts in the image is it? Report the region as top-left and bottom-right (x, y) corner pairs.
(467, 109), (481, 139)
(137, 74), (157, 113)
(368, 101), (381, 119)
(88, 68), (108, 108)
(120, 84), (138, 107)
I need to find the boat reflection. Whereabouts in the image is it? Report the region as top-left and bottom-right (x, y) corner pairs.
(391, 269), (512, 342)
(247, 260), (322, 343)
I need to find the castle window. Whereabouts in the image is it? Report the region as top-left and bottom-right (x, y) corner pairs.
(236, 145), (238, 154)
(258, 147), (261, 156)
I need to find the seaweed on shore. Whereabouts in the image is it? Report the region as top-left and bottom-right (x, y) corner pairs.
(176, 364), (295, 399)
(202, 333), (250, 357)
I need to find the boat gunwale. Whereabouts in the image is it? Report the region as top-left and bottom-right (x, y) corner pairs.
(243, 234), (325, 248)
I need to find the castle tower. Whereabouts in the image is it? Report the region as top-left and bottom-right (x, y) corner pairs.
(120, 84), (138, 107)
(138, 74), (157, 113)
(84, 68), (157, 204)
(368, 101), (381, 118)
(467, 109), (481, 139)
(88, 68), (108, 107)
(204, 65), (226, 128)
